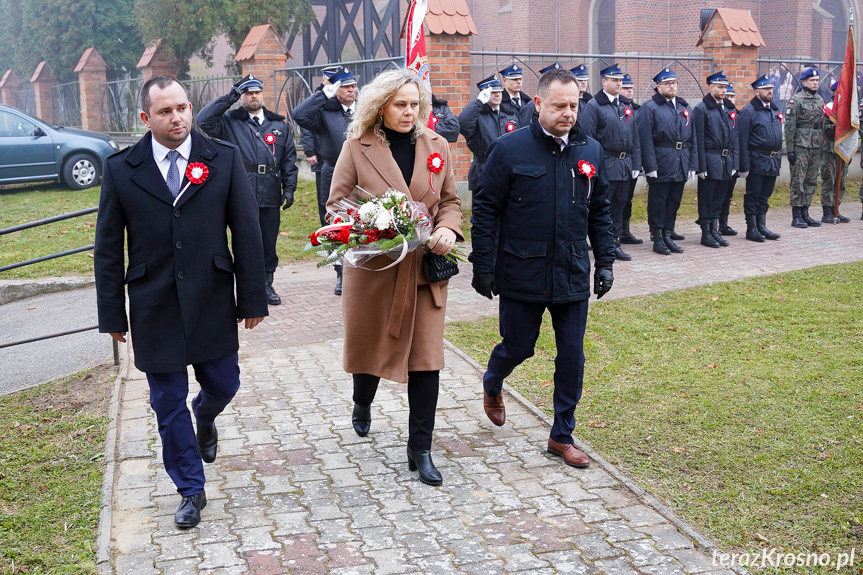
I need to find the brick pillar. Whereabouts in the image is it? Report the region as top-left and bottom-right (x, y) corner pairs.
(427, 33), (473, 201)
(137, 39), (180, 81)
(73, 48), (109, 132)
(699, 22), (760, 98)
(0, 70), (21, 106)
(236, 25), (290, 110)
(30, 62), (56, 124)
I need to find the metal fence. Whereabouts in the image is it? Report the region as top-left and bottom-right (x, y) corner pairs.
(51, 80), (81, 127)
(13, 88), (36, 116)
(186, 75), (237, 127)
(470, 52), (715, 106)
(756, 58), (863, 114)
(273, 56), (403, 143)
(100, 76), (143, 135)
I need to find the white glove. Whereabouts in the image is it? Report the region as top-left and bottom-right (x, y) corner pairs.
(323, 80), (341, 99)
(477, 87), (492, 105)
(646, 171), (658, 178)
(631, 170), (640, 179)
(732, 169), (737, 176)
(687, 170), (696, 181)
(697, 172), (707, 179)
(739, 171), (749, 179)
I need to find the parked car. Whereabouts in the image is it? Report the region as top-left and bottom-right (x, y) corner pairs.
(0, 104), (119, 190)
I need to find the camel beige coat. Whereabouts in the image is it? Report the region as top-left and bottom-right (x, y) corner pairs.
(328, 128), (463, 383)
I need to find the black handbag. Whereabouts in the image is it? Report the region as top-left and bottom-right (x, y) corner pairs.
(423, 251), (459, 282)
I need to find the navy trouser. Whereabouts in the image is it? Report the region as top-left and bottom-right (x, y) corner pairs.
(259, 207), (280, 273)
(483, 297), (589, 444)
(624, 177), (638, 221)
(646, 179), (685, 230)
(146, 353), (241, 496)
(608, 180), (631, 237)
(721, 176), (738, 217)
(743, 173), (777, 216)
(696, 178), (727, 221)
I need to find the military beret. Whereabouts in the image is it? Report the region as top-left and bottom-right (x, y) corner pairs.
(800, 67), (819, 80)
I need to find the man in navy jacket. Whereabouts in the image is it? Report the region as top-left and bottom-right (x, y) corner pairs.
(470, 68), (615, 469)
(95, 76), (268, 528)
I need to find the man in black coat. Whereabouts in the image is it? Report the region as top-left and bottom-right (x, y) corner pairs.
(197, 74), (298, 306)
(571, 64), (593, 106)
(470, 68), (615, 469)
(718, 82), (740, 236)
(94, 76), (268, 528)
(579, 63), (642, 261)
(693, 71), (738, 248)
(431, 94), (460, 143)
(619, 73), (645, 245)
(637, 67), (698, 255)
(292, 65), (358, 295)
(459, 74), (520, 201)
(499, 63), (536, 126)
(738, 74), (784, 242)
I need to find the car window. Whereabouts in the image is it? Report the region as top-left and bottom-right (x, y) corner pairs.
(0, 110), (37, 137)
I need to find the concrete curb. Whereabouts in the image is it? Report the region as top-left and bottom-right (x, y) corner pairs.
(0, 276), (94, 305)
(443, 337), (752, 575)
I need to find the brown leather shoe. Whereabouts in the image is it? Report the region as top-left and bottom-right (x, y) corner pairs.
(483, 391), (505, 426)
(547, 439), (590, 468)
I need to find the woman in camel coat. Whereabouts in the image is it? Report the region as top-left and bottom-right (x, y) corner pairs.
(327, 69), (463, 485)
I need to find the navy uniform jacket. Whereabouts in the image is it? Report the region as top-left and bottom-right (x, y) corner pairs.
(738, 97), (783, 176)
(459, 99), (520, 189)
(693, 95), (739, 180)
(431, 96), (461, 144)
(501, 90), (536, 127)
(579, 91), (642, 181)
(470, 117), (616, 304)
(292, 89), (352, 165)
(637, 92), (698, 182)
(300, 127), (322, 174)
(94, 131), (269, 373)
(196, 97), (298, 208)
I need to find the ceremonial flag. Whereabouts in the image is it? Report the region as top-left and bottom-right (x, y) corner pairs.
(404, 0), (435, 129)
(828, 24), (859, 162)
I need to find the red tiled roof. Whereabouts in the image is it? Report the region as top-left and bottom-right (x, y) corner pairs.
(426, 0), (478, 36)
(0, 69), (20, 88)
(697, 8), (765, 47)
(30, 61), (54, 83)
(137, 40), (162, 68)
(235, 24), (290, 62)
(73, 47), (108, 73)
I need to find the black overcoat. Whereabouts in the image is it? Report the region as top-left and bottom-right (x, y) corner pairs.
(738, 97), (784, 176)
(693, 95), (739, 180)
(637, 92), (698, 182)
(579, 91), (642, 182)
(292, 90), (352, 165)
(459, 99), (520, 190)
(94, 131), (269, 373)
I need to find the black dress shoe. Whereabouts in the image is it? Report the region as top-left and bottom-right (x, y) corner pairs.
(174, 491), (207, 528)
(196, 423), (218, 463)
(406, 446), (443, 486)
(352, 403), (371, 437)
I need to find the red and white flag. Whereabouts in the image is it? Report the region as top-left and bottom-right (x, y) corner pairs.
(404, 0), (435, 129)
(828, 24), (859, 162)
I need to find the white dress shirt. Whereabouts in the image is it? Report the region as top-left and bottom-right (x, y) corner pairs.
(541, 125), (569, 149)
(249, 110), (265, 125)
(151, 135), (192, 184)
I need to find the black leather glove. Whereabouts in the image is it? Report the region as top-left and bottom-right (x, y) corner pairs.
(471, 273), (497, 300)
(787, 151), (797, 166)
(593, 267), (613, 299)
(281, 192), (294, 210)
(227, 86), (242, 105)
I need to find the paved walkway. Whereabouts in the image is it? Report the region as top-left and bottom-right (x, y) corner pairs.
(99, 208), (863, 574)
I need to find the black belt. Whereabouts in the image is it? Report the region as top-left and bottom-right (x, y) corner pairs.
(656, 141), (692, 150)
(753, 148), (781, 158)
(244, 163), (280, 175)
(706, 147), (731, 157)
(604, 150), (629, 159)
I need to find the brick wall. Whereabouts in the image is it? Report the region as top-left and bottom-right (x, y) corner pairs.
(239, 30), (289, 110)
(75, 49), (108, 132)
(30, 63), (55, 124)
(0, 70), (21, 106)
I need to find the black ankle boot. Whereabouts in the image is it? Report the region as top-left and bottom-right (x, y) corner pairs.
(406, 446), (442, 486)
(620, 219), (643, 244)
(711, 218), (729, 246)
(791, 207), (807, 228)
(801, 207), (821, 227)
(669, 229), (685, 241)
(663, 229), (684, 253)
(352, 403), (371, 437)
(756, 213), (780, 240)
(334, 265), (343, 296)
(613, 238), (631, 261)
(745, 214), (765, 242)
(265, 272), (281, 305)
(650, 228), (670, 255)
(718, 214), (737, 236)
(700, 222), (720, 248)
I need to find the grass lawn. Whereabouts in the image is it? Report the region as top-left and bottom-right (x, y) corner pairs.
(0, 364), (116, 575)
(446, 263), (863, 574)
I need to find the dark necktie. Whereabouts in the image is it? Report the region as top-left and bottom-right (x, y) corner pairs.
(513, 97), (520, 108)
(253, 116), (261, 126)
(613, 98), (619, 107)
(346, 108), (353, 119)
(554, 137), (564, 150)
(166, 150), (181, 198)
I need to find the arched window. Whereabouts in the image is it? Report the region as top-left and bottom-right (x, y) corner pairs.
(596, 0), (615, 55)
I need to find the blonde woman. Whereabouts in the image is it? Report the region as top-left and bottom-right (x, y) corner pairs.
(327, 69), (462, 486)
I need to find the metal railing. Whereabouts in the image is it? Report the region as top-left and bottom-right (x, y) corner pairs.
(470, 51), (715, 106)
(756, 58), (863, 114)
(0, 207), (119, 364)
(100, 76), (143, 135)
(51, 80), (81, 127)
(13, 88), (36, 116)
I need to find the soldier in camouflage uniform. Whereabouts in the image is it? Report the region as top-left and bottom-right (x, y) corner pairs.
(784, 68), (824, 228)
(820, 82), (852, 223)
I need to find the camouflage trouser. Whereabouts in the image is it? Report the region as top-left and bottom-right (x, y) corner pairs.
(820, 152), (848, 207)
(789, 146), (822, 207)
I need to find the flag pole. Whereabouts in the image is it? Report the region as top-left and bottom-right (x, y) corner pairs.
(834, 157), (842, 221)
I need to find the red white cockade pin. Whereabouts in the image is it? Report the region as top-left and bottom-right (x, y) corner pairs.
(427, 152), (445, 194)
(681, 109), (690, 127)
(506, 122), (515, 132)
(173, 162), (209, 206)
(578, 160), (596, 201)
(264, 133), (276, 154)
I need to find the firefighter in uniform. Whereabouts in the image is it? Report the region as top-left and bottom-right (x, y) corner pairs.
(718, 82), (740, 236)
(619, 73), (644, 245)
(499, 64), (536, 126)
(785, 67), (824, 228)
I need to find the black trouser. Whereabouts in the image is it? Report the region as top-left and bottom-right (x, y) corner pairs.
(721, 176), (737, 217)
(259, 207), (280, 273)
(696, 178), (727, 222)
(625, 177), (637, 221)
(743, 173), (777, 216)
(608, 180), (631, 237)
(313, 169), (326, 226)
(646, 179), (685, 230)
(353, 371), (440, 451)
